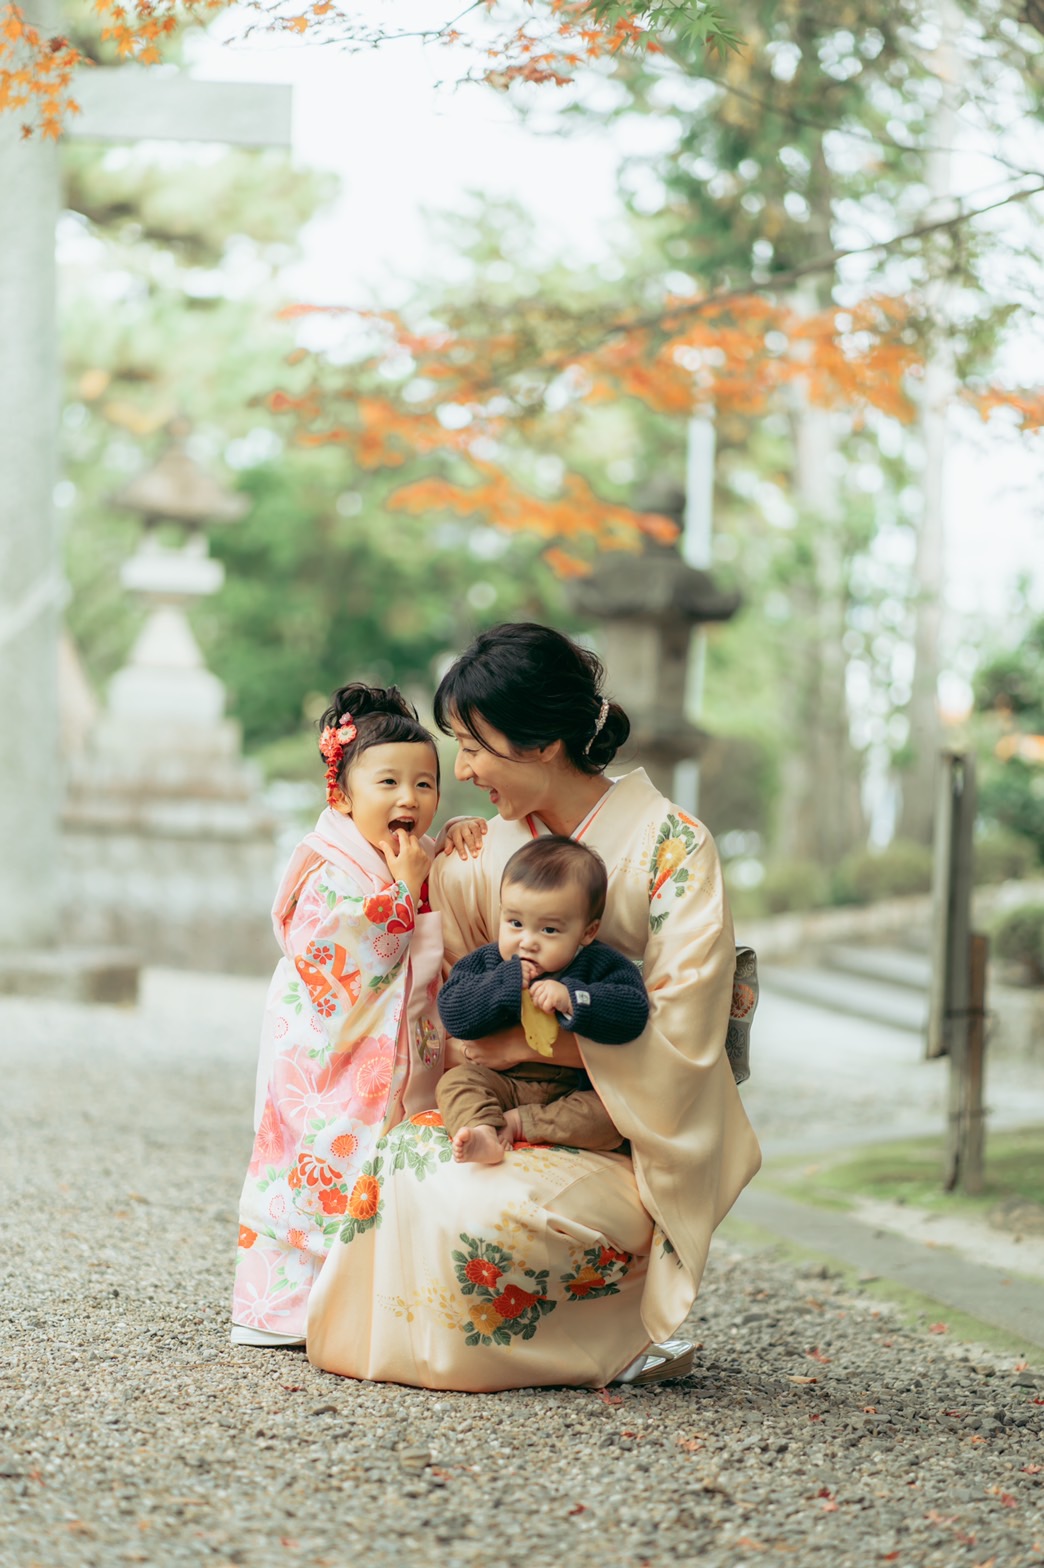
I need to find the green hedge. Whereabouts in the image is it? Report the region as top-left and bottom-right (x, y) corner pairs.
(992, 903), (1044, 985)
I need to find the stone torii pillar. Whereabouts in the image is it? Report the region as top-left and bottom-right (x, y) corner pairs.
(0, 0), (290, 985)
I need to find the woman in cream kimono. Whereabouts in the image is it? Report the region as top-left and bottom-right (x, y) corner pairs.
(306, 626), (761, 1389)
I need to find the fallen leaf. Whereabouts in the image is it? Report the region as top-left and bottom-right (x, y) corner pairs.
(929, 1323), (948, 1334)
(736, 1538), (767, 1551)
(280, 1384), (305, 1393)
(676, 1436), (704, 1452)
(863, 1405), (877, 1414)
(597, 1388), (623, 1406)
(821, 1499), (839, 1512)
(1014, 1360), (1028, 1371)
(807, 1348), (832, 1364)
(788, 1375), (817, 1385)
(568, 1504), (586, 1516)
(1022, 1464), (1042, 1474)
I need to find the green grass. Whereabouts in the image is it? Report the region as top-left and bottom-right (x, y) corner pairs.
(715, 1216), (1037, 1360)
(762, 1126), (1044, 1222)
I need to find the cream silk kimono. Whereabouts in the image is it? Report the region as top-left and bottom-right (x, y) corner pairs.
(306, 770), (762, 1389)
(232, 809), (444, 1341)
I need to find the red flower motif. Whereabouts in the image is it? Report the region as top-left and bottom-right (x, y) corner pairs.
(315, 994), (337, 1018)
(318, 1187), (348, 1215)
(347, 1173), (381, 1221)
(364, 892), (395, 925)
(410, 1110), (443, 1127)
(296, 1150), (343, 1188)
(238, 1226), (257, 1249)
(307, 942), (333, 966)
(492, 1284), (540, 1320)
(597, 1247), (630, 1269)
(464, 1257), (503, 1288)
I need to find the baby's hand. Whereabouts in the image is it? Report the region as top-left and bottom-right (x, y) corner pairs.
(443, 817), (488, 860)
(519, 958), (543, 988)
(529, 979), (571, 1015)
(380, 830), (433, 908)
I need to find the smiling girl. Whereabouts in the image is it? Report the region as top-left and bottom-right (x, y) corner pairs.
(231, 683), (446, 1346)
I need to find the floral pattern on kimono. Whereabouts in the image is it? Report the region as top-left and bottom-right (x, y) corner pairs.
(233, 812), (443, 1341)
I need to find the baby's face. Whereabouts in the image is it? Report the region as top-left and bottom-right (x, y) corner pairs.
(497, 879), (598, 977)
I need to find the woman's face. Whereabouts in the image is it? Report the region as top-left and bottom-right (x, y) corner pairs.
(449, 712), (555, 823)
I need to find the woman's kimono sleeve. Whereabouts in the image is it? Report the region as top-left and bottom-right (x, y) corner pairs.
(283, 862), (419, 1052)
(579, 810), (761, 1338)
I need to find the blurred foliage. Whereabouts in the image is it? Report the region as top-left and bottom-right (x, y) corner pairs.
(970, 614), (1044, 864)
(757, 859), (833, 916)
(832, 839), (934, 904)
(973, 825), (1038, 884)
(991, 902), (1044, 985)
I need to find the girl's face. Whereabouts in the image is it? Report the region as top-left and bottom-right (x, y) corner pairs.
(336, 742), (439, 848)
(449, 712), (558, 823)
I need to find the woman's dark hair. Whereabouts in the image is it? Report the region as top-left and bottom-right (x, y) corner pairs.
(501, 836), (608, 923)
(318, 683), (440, 797)
(433, 623), (630, 776)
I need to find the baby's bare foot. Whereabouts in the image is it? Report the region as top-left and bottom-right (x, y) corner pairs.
(502, 1107), (525, 1145)
(452, 1125), (507, 1165)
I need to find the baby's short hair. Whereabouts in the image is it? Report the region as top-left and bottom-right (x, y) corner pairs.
(500, 836), (607, 923)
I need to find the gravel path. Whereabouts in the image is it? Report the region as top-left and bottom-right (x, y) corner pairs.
(2, 971), (1041, 1568)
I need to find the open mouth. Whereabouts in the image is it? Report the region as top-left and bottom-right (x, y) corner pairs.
(388, 817), (416, 835)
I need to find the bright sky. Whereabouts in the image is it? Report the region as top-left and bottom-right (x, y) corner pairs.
(185, 8), (1043, 641)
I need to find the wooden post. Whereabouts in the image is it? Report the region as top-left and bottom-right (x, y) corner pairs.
(928, 751), (986, 1192)
(961, 932), (988, 1196)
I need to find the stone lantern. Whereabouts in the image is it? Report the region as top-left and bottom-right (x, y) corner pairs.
(569, 485), (740, 801)
(62, 425), (278, 974)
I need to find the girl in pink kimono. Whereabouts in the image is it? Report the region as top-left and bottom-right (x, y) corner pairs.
(231, 683), (447, 1347)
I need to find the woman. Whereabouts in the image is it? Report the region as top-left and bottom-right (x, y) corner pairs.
(306, 623), (761, 1390)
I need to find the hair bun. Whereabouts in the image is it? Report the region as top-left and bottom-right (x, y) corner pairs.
(584, 702), (629, 769)
(320, 683), (418, 732)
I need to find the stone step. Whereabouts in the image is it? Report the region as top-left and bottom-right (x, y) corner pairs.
(817, 943), (932, 993)
(760, 963), (928, 1035)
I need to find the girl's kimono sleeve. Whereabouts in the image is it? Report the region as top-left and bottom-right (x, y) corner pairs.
(285, 862), (419, 1051)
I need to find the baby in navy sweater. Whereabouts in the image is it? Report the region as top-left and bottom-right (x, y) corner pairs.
(436, 836), (648, 1164)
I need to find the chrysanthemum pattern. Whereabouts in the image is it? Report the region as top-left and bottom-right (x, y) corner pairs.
(648, 811), (702, 933)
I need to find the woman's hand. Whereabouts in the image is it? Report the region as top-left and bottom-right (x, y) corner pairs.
(442, 817), (488, 860)
(453, 1025), (584, 1071)
(379, 830), (433, 909)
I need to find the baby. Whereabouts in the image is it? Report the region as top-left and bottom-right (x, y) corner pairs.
(436, 835), (648, 1164)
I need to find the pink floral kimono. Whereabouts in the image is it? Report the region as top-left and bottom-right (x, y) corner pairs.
(232, 809), (444, 1341)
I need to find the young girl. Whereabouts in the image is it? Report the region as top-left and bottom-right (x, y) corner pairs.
(231, 683), (446, 1347)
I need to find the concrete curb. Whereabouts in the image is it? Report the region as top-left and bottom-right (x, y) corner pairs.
(729, 1187), (1044, 1352)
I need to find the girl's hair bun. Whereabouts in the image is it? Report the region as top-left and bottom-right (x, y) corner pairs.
(319, 683), (418, 732)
